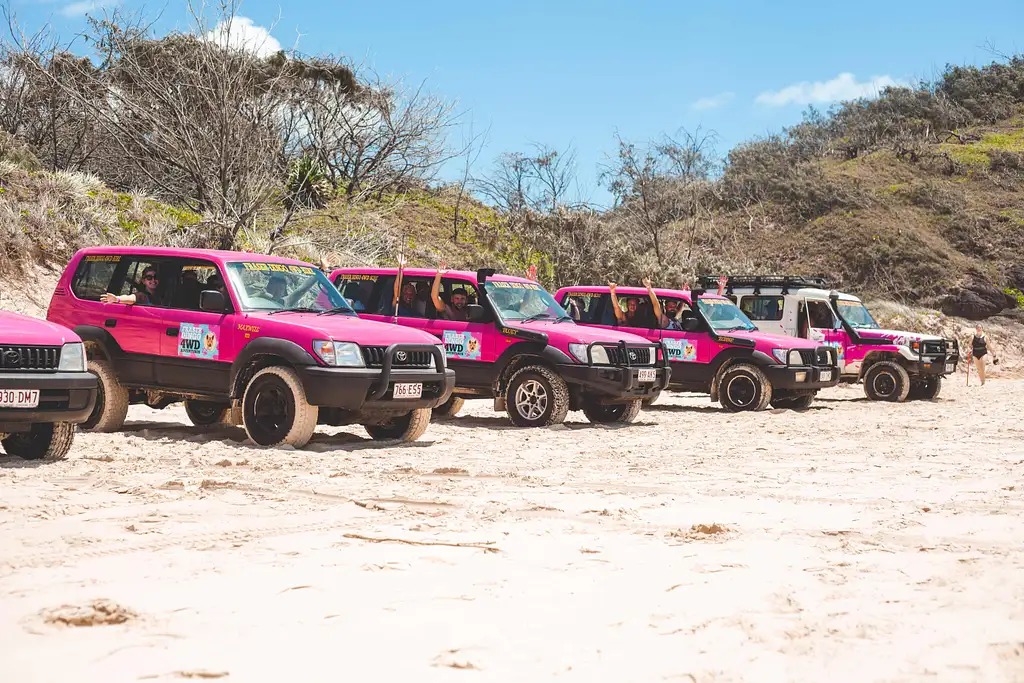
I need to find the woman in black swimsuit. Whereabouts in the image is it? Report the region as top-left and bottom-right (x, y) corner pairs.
(970, 325), (999, 386)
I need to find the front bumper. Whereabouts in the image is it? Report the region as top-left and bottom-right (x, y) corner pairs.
(763, 364), (841, 391)
(558, 364), (671, 401)
(298, 344), (455, 412)
(0, 371), (98, 427)
(910, 353), (959, 376)
(763, 345), (841, 391)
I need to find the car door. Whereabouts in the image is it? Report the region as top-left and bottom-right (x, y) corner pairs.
(155, 260), (236, 396)
(95, 256), (166, 385)
(420, 276), (495, 388)
(803, 298), (846, 371)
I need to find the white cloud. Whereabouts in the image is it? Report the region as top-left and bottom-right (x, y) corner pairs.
(59, 0), (106, 18)
(755, 72), (905, 107)
(204, 16), (282, 58)
(691, 92), (735, 111)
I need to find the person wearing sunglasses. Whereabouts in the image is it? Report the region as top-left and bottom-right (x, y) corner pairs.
(101, 266), (164, 306)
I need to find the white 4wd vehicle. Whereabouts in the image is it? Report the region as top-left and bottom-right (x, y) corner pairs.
(698, 276), (960, 402)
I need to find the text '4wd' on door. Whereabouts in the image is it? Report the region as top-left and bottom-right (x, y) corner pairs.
(46, 247), (456, 447)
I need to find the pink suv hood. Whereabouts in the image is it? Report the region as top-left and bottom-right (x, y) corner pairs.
(245, 312), (441, 346)
(516, 319), (654, 346)
(0, 311), (80, 345)
(853, 328), (943, 344)
(731, 329), (820, 349)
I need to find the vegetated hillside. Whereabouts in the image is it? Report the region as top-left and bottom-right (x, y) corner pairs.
(702, 118), (1024, 310)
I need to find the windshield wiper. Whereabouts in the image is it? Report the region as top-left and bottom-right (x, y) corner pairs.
(318, 306), (356, 316)
(555, 314), (574, 323)
(268, 306), (321, 315)
(720, 325), (753, 331)
(523, 313), (557, 322)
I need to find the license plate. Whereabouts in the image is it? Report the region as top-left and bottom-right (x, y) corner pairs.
(392, 382), (422, 399)
(637, 368), (657, 383)
(819, 370), (832, 382)
(945, 363), (954, 373)
(0, 389), (39, 408)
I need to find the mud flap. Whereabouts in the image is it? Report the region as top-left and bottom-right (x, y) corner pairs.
(226, 403), (243, 426)
(494, 396), (506, 412)
(710, 375), (719, 403)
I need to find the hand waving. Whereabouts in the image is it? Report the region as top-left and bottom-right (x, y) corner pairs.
(642, 277), (653, 289)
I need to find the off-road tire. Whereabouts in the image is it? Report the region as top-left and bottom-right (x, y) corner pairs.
(505, 365), (570, 427)
(863, 361), (911, 403)
(770, 391), (816, 411)
(432, 396), (465, 420)
(908, 376), (942, 401)
(81, 359), (129, 432)
(641, 393), (660, 407)
(717, 363), (772, 412)
(242, 366), (318, 447)
(363, 408), (431, 442)
(184, 399), (230, 426)
(2, 422), (76, 460)
(582, 396), (643, 424)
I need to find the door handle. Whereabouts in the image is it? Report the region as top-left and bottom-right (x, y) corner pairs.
(104, 319), (116, 328)
(166, 327), (179, 337)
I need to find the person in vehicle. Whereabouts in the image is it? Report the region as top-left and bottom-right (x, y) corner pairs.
(262, 273), (288, 305)
(101, 266), (163, 306)
(608, 278), (661, 328)
(175, 269), (203, 309)
(206, 272), (227, 295)
(382, 257), (425, 317)
(431, 261), (469, 321)
(659, 297), (685, 330)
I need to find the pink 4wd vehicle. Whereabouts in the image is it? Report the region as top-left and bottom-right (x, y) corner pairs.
(330, 267), (671, 427)
(699, 275), (960, 402)
(46, 247), (456, 447)
(554, 284), (840, 411)
(0, 311), (97, 459)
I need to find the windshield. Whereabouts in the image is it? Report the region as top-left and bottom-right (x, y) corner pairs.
(697, 297), (757, 332)
(835, 300), (880, 329)
(226, 261), (353, 313)
(484, 281), (571, 321)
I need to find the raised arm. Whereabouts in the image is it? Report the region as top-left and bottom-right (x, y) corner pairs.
(608, 281), (625, 324)
(642, 277), (662, 322)
(392, 254), (406, 307)
(431, 261), (448, 313)
(100, 292), (137, 305)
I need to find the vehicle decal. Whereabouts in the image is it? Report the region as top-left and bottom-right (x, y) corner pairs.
(240, 262), (316, 275)
(823, 340), (845, 359)
(665, 338), (698, 362)
(489, 281), (542, 290)
(178, 323), (220, 360)
(342, 274), (380, 281)
(561, 291), (597, 298)
(443, 330), (482, 360)
(85, 255), (120, 262)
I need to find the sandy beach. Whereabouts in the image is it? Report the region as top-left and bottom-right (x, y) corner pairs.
(2, 378), (1023, 682)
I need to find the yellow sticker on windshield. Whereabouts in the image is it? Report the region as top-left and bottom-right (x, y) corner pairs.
(85, 255), (120, 262)
(240, 262), (315, 275)
(490, 281), (541, 290)
(343, 274), (379, 281)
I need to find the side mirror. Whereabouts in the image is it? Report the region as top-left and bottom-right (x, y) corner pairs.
(200, 289), (226, 312)
(682, 317), (700, 332)
(466, 303), (487, 323)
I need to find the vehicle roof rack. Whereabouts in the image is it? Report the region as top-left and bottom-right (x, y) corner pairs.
(695, 274), (830, 296)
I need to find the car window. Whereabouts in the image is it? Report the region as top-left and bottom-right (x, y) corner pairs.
(439, 278), (490, 322)
(740, 295), (785, 321)
(336, 273), (381, 313)
(170, 261), (227, 311)
(112, 258), (172, 307)
(70, 255), (121, 301)
(806, 299), (836, 329)
(376, 274), (434, 318)
(558, 291), (602, 323)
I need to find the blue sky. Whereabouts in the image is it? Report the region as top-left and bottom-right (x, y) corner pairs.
(12, 0), (1024, 207)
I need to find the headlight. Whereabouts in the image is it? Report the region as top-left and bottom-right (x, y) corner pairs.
(58, 342), (86, 372)
(771, 348), (788, 364)
(313, 340), (364, 367)
(910, 341), (921, 355)
(789, 349), (803, 365)
(568, 343), (609, 364)
(771, 348), (804, 365)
